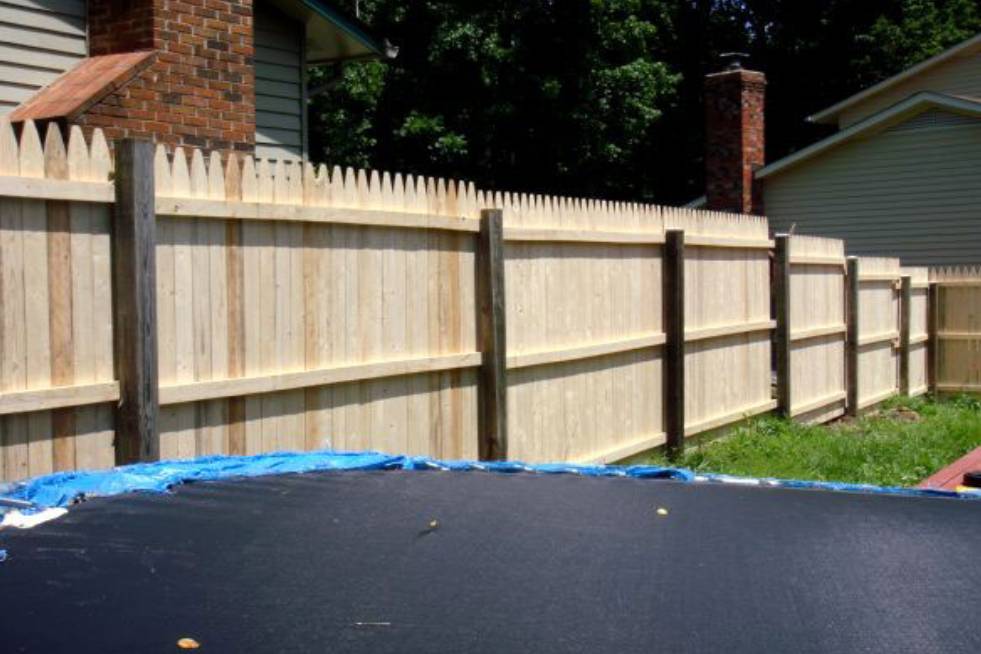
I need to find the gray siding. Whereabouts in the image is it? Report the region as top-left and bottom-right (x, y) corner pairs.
(0, 0), (86, 114)
(764, 109), (981, 266)
(839, 49), (981, 128)
(255, 3), (305, 161)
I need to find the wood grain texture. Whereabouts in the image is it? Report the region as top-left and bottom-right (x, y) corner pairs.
(1, 136), (957, 479)
(476, 209), (507, 460)
(788, 236), (846, 423)
(773, 235), (791, 416)
(0, 121), (114, 481)
(930, 266), (981, 393)
(855, 257), (902, 411)
(664, 229), (685, 456)
(112, 139), (158, 464)
(666, 210), (772, 438)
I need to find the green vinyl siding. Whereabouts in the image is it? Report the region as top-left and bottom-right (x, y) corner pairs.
(255, 2), (306, 161)
(0, 0), (87, 115)
(839, 50), (981, 128)
(764, 109), (981, 265)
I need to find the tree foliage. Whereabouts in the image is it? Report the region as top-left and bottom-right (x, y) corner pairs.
(309, 1), (981, 204)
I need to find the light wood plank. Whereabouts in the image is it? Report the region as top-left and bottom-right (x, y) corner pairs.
(156, 197), (478, 232)
(507, 333), (665, 370)
(0, 381), (119, 415)
(159, 352), (482, 406)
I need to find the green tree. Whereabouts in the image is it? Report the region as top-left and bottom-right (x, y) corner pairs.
(309, 1), (981, 204)
(310, 0), (679, 200)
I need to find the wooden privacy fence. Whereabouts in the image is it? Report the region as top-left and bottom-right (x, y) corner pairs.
(931, 266), (981, 393)
(0, 123), (975, 483)
(773, 239), (930, 422)
(501, 199), (772, 464)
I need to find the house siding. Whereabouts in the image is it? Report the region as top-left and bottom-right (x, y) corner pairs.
(0, 0), (87, 115)
(255, 3), (305, 161)
(764, 109), (981, 265)
(839, 49), (981, 128)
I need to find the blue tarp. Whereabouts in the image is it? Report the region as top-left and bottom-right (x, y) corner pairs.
(0, 450), (976, 512)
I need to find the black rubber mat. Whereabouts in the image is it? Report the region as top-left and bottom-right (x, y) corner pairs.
(1, 470), (979, 653)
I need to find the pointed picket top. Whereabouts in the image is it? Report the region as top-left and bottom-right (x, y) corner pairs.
(188, 148), (208, 198)
(392, 172), (405, 211)
(302, 162), (316, 205)
(66, 125), (89, 181)
(170, 147), (191, 197)
(355, 168), (370, 209)
(312, 163), (329, 206)
(153, 144), (171, 195)
(353, 168), (367, 208)
(463, 181), (477, 218)
(367, 168), (382, 210)
(205, 151), (223, 200)
(42, 122), (68, 181)
(517, 193), (530, 226)
(533, 195), (546, 228)
(286, 161), (302, 204)
(341, 167), (356, 208)
(257, 158), (273, 203)
(403, 173), (418, 212)
(444, 178), (458, 217)
(412, 175), (426, 214)
(224, 152), (241, 202)
(380, 171), (393, 210)
(274, 159), (288, 203)
(0, 117), (17, 176)
(18, 120), (43, 178)
(89, 129), (111, 181)
(329, 165), (344, 207)
(240, 155), (257, 203)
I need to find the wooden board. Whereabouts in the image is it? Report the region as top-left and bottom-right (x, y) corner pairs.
(931, 266), (981, 393)
(856, 256), (902, 409)
(0, 121), (114, 481)
(787, 236), (847, 423)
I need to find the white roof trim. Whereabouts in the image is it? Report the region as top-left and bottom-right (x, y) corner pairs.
(757, 92), (981, 180)
(808, 32), (981, 125)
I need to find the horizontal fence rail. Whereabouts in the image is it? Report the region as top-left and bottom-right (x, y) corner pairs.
(0, 119), (974, 482)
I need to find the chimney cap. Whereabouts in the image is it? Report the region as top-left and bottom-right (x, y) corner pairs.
(720, 52), (750, 71)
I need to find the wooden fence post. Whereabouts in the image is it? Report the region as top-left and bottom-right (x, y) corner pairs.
(899, 275), (912, 395)
(112, 139), (159, 464)
(927, 281), (939, 393)
(773, 235), (791, 417)
(845, 256), (859, 416)
(664, 229), (685, 458)
(476, 208), (507, 460)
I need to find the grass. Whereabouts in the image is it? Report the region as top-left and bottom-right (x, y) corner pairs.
(640, 394), (981, 487)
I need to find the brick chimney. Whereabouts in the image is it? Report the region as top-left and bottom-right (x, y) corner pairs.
(704, 55), (765, 215)
(76, 0), (256, 153)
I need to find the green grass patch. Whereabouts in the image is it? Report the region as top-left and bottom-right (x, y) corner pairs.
(640, 395), (981, 487)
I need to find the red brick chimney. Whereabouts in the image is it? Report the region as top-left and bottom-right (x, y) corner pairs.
(704, 55), (765, 215)
(11, 0), (256, 154)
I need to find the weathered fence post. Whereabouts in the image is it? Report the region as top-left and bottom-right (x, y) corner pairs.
(112, 139), (159, 464)
(845, 256), (860, 416)
(476, 208), (507, 460)
(664, 229), (685, 458)
(927, 281), (939, 393)
(773, 235), (791, 417)
(899, 274), (912, 395)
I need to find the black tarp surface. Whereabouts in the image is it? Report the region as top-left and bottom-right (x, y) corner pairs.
(1, 469), (979, 653)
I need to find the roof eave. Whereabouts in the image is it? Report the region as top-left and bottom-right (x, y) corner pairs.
(807, 32), (981, 125)
(300, 0), (394, 61)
